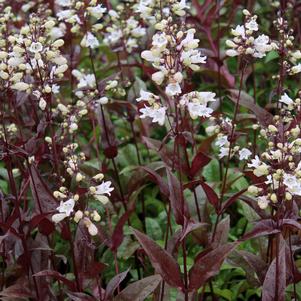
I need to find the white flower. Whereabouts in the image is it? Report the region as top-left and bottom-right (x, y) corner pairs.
(52, 84), (60, 94)
(56, 0), (72, 6)
(245, 20), (258, 31)
(291, 63), (301, 74)
(141, 50), (160, 62)
(172, 0), (189, 16)
(11, 82), (29, 91)
(215, 135), (229, 147)
(258, 196), (269, 209)
(104, 29), (123, 45)
(88, 222), (98, 236)
(136, 89), (159, 102)
(152, 33), (168, 49)
(57, 9), (75, 20)
(248, 155), (261, 168)
(180, 29), (199, 49)
(187, 103), (213, 119)
(283, 173), (301, 196)
(50, 26), (66, 40)
(279, 93), (294, 106)
(95, 181), (114, 196)
(165, 82), (181, 96)
(88, 4), (106, 19)
(139, 106), (166, 126)
(29, 42), (43, 53)
(253, 35), (271, 58)
(181, 49), (206, 70)
(219, 147), (230, 159)
(78, 74), (96, 88)
(39, 98), (47, 110)
(57, 198), (75, 216)
(131, 26), (146, 38)
(108, 9), (119, 18)
(152, 71), (165, 85)
(81, 32), (99, 49)
(226, 49), (239, 57)
(231, 25), (245, 38)
(52, 213), (68, 223)
(248, 156), (269, 177)
(239, 148), (252, 160)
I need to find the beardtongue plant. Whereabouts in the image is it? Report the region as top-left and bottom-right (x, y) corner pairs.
(1, 0), (301, 301)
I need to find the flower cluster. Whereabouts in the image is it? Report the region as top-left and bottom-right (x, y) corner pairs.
(135, 0), (189, 24)
(247, 93), (301, 209)
(226, 9), (274, 58)
(52, 169), (114, 236)
(272, 16), (301, 75)
(103, 5), (146, 53)
(137, 6), (216, 125)
(0, 9), (68, 111)
(56, 0), (106, 49)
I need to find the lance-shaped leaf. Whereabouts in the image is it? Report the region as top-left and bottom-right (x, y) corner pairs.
(190, 151), (211, 178)
(262, 236), (286, 301)
(240, 219), (280, 241)
(140, 166), (169, 197)
(188, 242), (238, 290)
(228, 89), (273, 127)
(33, 270), (76, 291)
(166, 168), (190, 226)
(199, 181), (219, 213)
(220, 189), (247, 213)
(105, 269), (129, 300)
(114, 275), (162, 301)
(132, 228), (184, 289)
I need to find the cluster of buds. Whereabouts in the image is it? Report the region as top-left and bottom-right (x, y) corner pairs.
(247, 93), (301, 209)
(141, 24), (207, 96)
(137, 7), (216, 125)
(62, 143), (86, 181)
(134, 0), (189, 24)
(51, 189), (100, 236)
(56, 0), (106, 49)
(272, 16), (301, 75)
(205, 116), (252, 160)
(0, 8), (68, 111)
(226, 9), (275, 58)
(51, 170), (114, 236)
(103, 4), (146, 53)
(55, 100), (88, 134)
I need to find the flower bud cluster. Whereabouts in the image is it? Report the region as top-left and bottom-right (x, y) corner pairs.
(246, 94), (301, 209)
(137, 6), (216, 125)
(56, 0), (107, 49)
(0, 8), (68, 111)
(102, 4), (146, 53)
(226, 9), (275, 58)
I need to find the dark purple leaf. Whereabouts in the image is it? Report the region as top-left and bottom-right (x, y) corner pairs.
(228, 89), (273, 127)
(190, 152), (211, 178)
(111, 205), (135, 251)
(166, 168), (190, 226)
(33, 270), (76, 291)
(199, 181), (219, 213)
(104, 269), (129, 300)
(114, 275), (162, 301)
(240, 219), (280, 241)
(220, 189), (247, 213)
(188, 242), (238, 290)
(262, 235), (286, 301)
(66, 292), (97, 301)
(132, 228), (184, 289)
